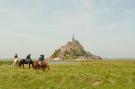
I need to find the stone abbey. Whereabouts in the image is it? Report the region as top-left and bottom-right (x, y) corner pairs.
(51, 35), (101, 60)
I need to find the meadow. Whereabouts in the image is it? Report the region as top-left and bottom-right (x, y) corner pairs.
(0, 60), (135, 89)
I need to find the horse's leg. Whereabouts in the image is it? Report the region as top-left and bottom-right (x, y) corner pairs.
(31, 63), (34, 68)
(12, 60), (16, 68)
(34, 65), (36, 69)
(38, 65), (40, 69)
(19, 63), (21, 67)
(12, 60), (15, 68)
(15, 62), (17, 68)
(12, 63), (15, 68)
(23, 63), (24, 68)
(42, 67), (45, 72)
(14, 63), (16, 68)
(29, 63), (30, 69)
(17, 61), (19, 67)
(36, 65), (38, 69)
(47, 65), (50, 70)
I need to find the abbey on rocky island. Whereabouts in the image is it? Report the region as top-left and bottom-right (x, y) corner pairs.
(51, 35), (101, 60)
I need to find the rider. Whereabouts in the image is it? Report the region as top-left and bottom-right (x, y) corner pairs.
(26, 54), (31, 63)
(39, 55), (45, 66)
(14, 53), (18, 59)
(12, 53), (19, 67)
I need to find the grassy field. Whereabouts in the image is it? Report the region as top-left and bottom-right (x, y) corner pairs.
(0, 60), (135, 89)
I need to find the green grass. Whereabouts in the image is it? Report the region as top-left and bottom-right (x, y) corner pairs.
(0, 60), (135, 89)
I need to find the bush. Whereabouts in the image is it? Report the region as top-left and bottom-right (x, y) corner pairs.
(52, 50), (60, 58)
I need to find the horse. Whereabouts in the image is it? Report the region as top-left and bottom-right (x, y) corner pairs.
(33, 60), (50, 72)
(18, 59), (34, 69)
(12, 58), (20, 67)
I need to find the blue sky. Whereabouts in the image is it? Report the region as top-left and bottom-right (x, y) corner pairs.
(0, 0), (135, 58)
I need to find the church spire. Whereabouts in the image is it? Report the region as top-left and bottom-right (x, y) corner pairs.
(72, 34), (75, 41)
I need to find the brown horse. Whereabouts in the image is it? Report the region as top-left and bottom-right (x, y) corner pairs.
(33, 60), (49, 72)
(19, 59), (34, 68)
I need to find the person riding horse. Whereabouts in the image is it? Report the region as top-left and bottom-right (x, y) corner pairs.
(26, 54), (32, 64)
(18, 54), (34, 68)
(39, 55), (45, 66)
(12, 53), (19, 67)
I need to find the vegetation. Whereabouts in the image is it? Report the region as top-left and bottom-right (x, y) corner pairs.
(51, 50), (60, 58)
(0, 60), (12, 65)
(52, 49), (87, 60)
(0, 60), (135, 89)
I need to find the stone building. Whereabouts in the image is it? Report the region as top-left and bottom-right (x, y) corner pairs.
(59, 35), (83, 52)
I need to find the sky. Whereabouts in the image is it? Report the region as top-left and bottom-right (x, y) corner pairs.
(0, 0), (135, 59)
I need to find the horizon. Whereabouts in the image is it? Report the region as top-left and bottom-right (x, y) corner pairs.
(0, 0), (135, 59)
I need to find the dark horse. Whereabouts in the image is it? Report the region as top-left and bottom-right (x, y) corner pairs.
(19, 59), (34, 68)
(34, 60), (49, 72)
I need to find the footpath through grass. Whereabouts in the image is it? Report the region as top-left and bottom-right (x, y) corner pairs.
(0, 60), (135, 89)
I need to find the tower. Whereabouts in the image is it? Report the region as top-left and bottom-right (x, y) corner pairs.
(72, 34), (75, 41)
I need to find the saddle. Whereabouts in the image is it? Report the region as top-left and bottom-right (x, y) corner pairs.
(25, 59), (31, 64)
(38, 61), (48, 66)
